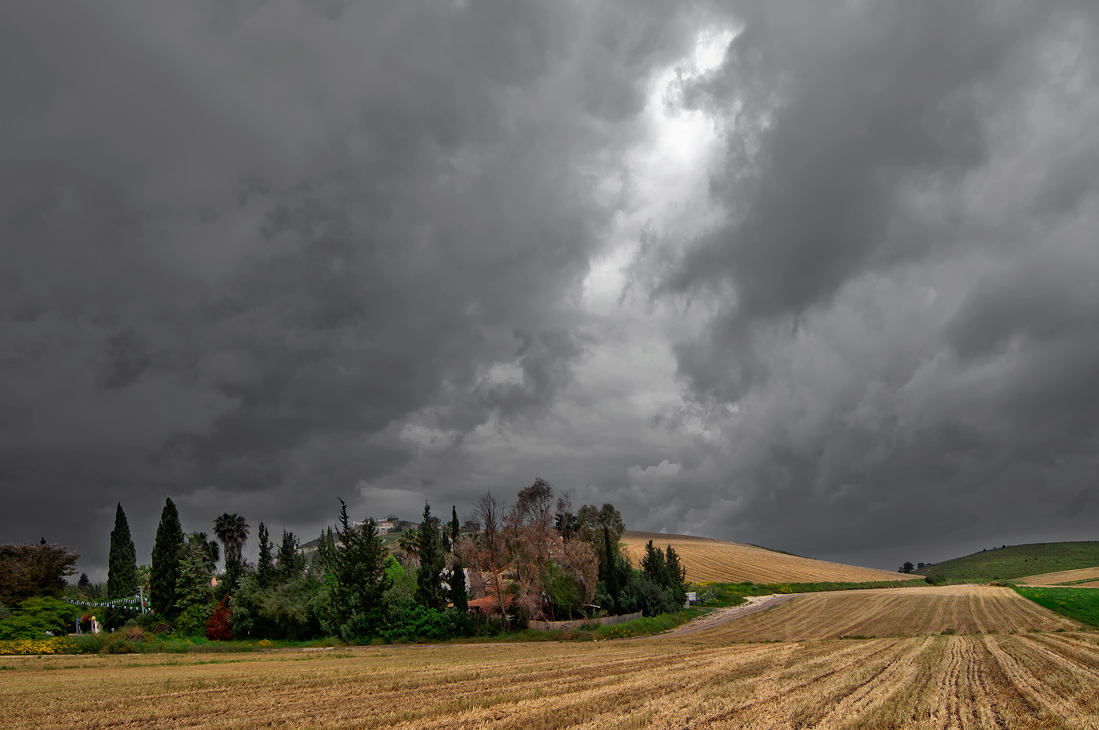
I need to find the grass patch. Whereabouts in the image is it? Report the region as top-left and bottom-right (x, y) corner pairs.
(0, 634), (340, 656)
(917, 541), (1099, 583)
(1014, 586), (1099, 627)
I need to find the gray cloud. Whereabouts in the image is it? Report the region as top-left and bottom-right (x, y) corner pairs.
(4, 0), (1098, 580)
(635, 0), (1099, 566)
(0, 0), (699, 574)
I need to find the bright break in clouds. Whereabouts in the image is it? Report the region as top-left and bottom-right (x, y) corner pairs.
(2, 0), (1099, 578)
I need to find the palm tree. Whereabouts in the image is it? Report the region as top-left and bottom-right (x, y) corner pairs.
(213, 513), (249, 567)
(398, 528), (420, 566)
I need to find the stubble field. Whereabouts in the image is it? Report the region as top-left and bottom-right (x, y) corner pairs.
(4, 586), (1097, 730)
(621, 531), (917, 584)
(1017, 566), (1099, 586)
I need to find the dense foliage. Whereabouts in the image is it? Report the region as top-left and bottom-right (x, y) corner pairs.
(48, 478), (691, 645)
(0, 596), (77, 640)
(317, 501), (390, 641)
(0, 542), (79, 606)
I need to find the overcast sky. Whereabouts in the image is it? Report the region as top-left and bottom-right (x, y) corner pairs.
(3, 1), (1099, 581)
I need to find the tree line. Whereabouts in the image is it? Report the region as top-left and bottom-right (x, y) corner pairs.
(2, 479), (690, 643)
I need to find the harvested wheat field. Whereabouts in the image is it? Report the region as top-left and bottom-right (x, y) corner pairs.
(1017, 566), (1099, 585)
(674, 585), (1079, 643)
(6, 586), (1099, 729)
(622, 530), (918, 584)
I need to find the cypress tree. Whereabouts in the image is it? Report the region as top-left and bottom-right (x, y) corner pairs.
(449, 505), (467, 613)
(414, 503), (447, 610)
(256, 523), (275, 587)
(276, 529), (305, 582)
(664, 545), (687, 604)
(641, 540), (667, 587)
(150, 497), (185, 618)
(106, 502), (138, 628)
(327, 500), (388, 629)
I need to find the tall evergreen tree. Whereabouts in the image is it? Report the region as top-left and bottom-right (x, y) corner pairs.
(276, 530), (306, 582)
(325, 500), (389, 630)
(256, 523), (275, 587)
(641, 540), (668, 587)
(106, 503), (137, 628)
(664, 545), (687, 604)
(415, 503), (447, 610)
(150, 497), (185, 617)
(448, 505), (467, 613)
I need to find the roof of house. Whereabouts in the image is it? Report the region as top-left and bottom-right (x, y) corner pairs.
(467, 595), (513, 610)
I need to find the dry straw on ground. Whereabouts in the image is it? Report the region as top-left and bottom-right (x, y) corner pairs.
(621, 531), (918, 584)
(4, 585), (1097, 729)
(1017, 566), (1099, 586)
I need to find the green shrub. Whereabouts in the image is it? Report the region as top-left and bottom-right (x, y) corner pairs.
(175, 603), (214, 638)
(381, 606), (470, 643)
(0, 597), (77, 640)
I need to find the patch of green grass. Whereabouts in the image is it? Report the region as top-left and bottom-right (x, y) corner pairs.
(1014, 586), (1099, 627)
(917, 541), (1099, 583)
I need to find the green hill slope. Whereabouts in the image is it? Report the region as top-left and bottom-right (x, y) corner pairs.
(917, 542), (1099, 582)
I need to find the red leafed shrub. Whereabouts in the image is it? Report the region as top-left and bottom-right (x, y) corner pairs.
(206, 598), (233, 641)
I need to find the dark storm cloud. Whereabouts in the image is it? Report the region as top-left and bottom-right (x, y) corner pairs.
(639, 0), (1099, 566)
(0, 0), (700, 574)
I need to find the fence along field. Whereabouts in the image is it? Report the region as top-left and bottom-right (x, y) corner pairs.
(621, 530), (918, 584)
(6, 585), (1099, 729)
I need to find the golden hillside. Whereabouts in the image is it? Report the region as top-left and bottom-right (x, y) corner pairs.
(622, 530), (919, 584)
(1016, 566), (1099, 585)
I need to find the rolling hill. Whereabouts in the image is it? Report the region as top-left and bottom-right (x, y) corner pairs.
(916, 541), (1099, 583)
(622, 530), (917, 584)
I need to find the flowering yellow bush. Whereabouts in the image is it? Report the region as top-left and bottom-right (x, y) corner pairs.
(0, 637), (76, 655)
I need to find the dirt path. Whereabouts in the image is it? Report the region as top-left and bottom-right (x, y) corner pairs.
(663, 594), (797, 636)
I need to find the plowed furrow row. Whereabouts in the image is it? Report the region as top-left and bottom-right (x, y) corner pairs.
(982, 635), (1084, 725)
